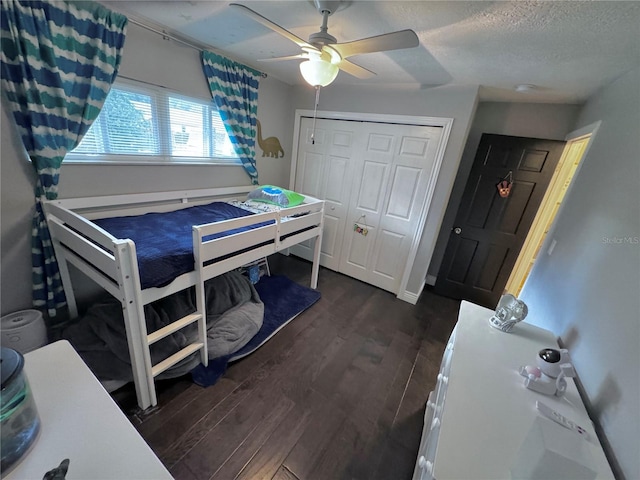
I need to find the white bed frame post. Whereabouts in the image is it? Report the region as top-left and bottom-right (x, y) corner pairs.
(310, 208), (324, 290)
(114, 239), (155, 410)
(48, 222), (79, 320)
(192, 227), (209, 368)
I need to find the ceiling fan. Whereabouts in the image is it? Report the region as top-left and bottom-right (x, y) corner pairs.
(230, 0), (419, 87)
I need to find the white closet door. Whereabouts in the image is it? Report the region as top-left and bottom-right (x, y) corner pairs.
(340, 122), (443, 293)
(291, 116), (442, 295)
(290, 117), (360, 270)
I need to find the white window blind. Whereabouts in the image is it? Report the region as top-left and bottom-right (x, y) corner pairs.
(68, 78), (239, 165)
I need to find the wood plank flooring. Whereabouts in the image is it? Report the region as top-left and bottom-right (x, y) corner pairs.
(116, 254), (460, 480)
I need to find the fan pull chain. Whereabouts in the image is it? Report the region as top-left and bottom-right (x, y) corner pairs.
(311, 85), (320, 145)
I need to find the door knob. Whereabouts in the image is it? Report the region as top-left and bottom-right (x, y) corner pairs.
(454, 227), (462, 234)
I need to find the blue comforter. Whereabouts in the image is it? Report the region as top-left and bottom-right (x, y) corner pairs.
(94, 202), (271, 289)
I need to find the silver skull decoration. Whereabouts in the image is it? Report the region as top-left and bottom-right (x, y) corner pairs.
(489, 294), (528, 333)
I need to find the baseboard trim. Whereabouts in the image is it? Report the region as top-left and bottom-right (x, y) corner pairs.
(397, 280), (426, 305)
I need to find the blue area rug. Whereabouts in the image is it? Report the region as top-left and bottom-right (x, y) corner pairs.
(191, 275), (321, 387)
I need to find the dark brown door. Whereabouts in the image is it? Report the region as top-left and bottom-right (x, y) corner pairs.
(435, 134), (565, 308)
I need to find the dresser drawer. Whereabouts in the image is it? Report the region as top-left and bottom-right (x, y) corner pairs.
(432, 328), (456, 416)
(413, 327), (458, 480)
(437, 326), (456, 383)
(414, 412), (442, 480)
(413, 390), (435, 480)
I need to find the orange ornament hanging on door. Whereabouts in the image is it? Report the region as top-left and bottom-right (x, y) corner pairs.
(497, 171), (514, 198)
(497, 180), (512, 198)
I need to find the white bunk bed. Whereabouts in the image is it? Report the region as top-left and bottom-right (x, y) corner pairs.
(43, 185), (324, 411)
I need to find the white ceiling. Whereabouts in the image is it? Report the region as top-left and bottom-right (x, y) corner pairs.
(101, 1), (640, 104)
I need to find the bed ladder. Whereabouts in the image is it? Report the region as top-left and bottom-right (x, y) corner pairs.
(146, 311), (208, 379)
(140, 300), (208, 409)
(116, 240), (208, 411)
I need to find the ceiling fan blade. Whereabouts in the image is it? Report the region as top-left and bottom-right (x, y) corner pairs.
(258, 54), (309, 62)
(230, 3), (319, 52)
(337, 59), (376, 79)
(330, 29), (419, 59)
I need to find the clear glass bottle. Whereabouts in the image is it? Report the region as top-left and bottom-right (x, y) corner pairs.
(1, 347), (41, 473)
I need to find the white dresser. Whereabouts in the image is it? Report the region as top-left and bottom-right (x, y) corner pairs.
(412, 301), (614, 480)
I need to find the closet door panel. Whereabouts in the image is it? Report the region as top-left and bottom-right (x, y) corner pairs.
(320, 215), (341, 265)
(291, 118), (358, 271)
(325, 156), (349, 203)
(372, 229), (405, 280)
(367, 132), (394, 153)
(300, 151), (324, 198)
(356, 160), (389, 213)
(319, 154), (351, 267)
(343, 226), (373, 271)
(387, 165), (421, 220)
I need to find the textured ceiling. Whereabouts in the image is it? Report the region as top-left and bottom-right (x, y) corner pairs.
(101, 1), (640, 103)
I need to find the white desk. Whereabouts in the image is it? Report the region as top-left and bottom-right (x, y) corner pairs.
(5, 341), (172, 480)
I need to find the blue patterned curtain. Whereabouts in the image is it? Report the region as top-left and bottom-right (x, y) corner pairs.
(201, 51), (261, 185)
(1, 0), (127, 318)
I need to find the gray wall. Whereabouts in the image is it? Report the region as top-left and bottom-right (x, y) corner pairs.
(427, 101), (582, 281)
(0, 23), (294, 315)
(521, 66), (640, 479)
(1, 102), (38, 315)
(291, 83), (479, 296)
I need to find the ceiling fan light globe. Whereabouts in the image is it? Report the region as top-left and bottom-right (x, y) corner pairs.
(300, 58), (339, 87)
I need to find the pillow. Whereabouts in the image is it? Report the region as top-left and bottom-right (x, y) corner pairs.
(247, 185), (305, 207)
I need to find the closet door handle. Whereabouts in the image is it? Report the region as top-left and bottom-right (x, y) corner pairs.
(454, 227), (462, 234)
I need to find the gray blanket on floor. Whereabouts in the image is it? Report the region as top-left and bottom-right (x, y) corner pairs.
(62, 271), (264, 382)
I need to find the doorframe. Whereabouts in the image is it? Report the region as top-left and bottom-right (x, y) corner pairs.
(290, 109), (454, 303)
(506, 121), (601, 295)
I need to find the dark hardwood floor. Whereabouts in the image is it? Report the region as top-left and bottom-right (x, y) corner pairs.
(117, 254), (460, 480)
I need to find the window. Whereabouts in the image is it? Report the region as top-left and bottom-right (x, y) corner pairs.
(68, 79), (239, 165)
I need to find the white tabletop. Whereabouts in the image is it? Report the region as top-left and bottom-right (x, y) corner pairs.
(433, 301), (614, 480)
(4, 341), (172, 480)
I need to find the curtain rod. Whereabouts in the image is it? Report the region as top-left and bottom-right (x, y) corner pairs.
(127, 17), (267, 78)
(117, 74), (172, 90)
